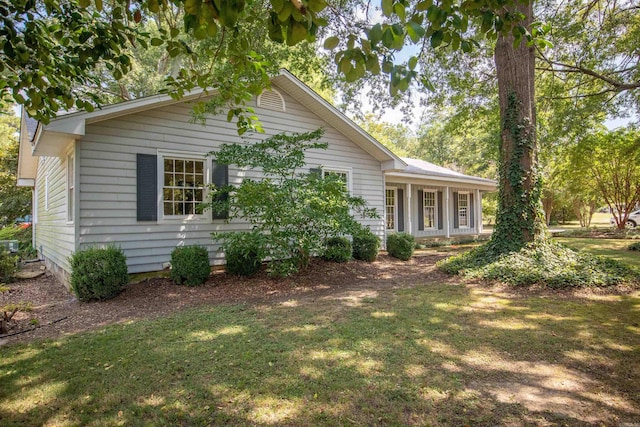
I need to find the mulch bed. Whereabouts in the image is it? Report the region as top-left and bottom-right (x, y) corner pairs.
(1, 252), (453, 346)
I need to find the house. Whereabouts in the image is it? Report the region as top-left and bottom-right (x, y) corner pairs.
(18, 70), (496, 285)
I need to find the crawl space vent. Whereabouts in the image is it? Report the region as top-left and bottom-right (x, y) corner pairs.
(257, 89), (286, 112)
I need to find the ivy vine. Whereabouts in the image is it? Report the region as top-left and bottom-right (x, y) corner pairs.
(489, 91), (547, 254)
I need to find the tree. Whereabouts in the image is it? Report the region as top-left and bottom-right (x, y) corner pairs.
(0, 109), (31, 226)
(571, 128), (640, 229)
(209, 129), (377, 277)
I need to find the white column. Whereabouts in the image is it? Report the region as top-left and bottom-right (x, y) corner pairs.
(445, 186), (451, 238)
(475, 188), (482, 236)
(407, 183), (412, 235)
(382, 175), (387, 249)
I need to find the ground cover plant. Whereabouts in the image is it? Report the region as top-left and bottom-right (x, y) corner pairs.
(439, 239), (639, 288)
(1, 281), (638, 425)
(555, 237), (640, 269)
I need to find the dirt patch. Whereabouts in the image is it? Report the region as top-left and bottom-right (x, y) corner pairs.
(0, 252), (455, 345)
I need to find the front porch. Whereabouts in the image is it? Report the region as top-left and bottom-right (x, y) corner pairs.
(384, 182), (488, 240)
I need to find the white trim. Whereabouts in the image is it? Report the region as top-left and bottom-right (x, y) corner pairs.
(66, 151), (75, 224)
(384, 171), (496, 190)
(406, 183), (412, 234)
(157, 150), (210, 224)
(322, 165), (353, 194)
(44, 174), (49, 211)
(385, 186), (398, 232)
(445, 187), (450, 238)
(17, 178), (35, 187)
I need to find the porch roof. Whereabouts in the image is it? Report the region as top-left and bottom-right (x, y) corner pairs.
(385, 158), (497, 190)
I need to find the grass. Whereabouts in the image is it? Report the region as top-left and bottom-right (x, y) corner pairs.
(556, 237), (640, 269)
(1, 283), (639, 425)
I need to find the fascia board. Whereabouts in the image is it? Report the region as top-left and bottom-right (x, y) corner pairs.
(385, 171), (497, 190)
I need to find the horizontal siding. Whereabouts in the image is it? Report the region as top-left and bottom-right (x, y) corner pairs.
(79, 87), (385, 273)
(34, 151), (75, 274)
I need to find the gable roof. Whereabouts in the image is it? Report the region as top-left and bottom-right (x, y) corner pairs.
(22, 70), (406, 171)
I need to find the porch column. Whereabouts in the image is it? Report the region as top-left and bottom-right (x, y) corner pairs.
(475, 188), (481, 236)
(445, 186), (451, 238)
(406, 183), (412, 235)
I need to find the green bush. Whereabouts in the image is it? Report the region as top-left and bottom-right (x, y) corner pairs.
(322, 237), (352, 263)
(170, 246), (211, 286)
(0, 249), (18, 283)
(438, 241), (640, 288)
(352, 229), (380, 262)
(70, 246), (128, 301)
(223, 231), (265, 277)
(629, 241), (640, 251)
(387, 233), (415, 261)
(0, 225), (35, 259)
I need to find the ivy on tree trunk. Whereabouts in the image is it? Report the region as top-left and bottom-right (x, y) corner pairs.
(491, 1), (547, 253)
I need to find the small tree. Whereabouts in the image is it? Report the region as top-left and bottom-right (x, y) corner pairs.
(572, 128), (640, 229)
(209, 129), (377, 277)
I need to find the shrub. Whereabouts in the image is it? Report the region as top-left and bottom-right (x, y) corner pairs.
(352, 228), (380, 262)
(222, 231), (265, 277)
(322, 237), (352, 263)
(170, 246), (211, 286)
(70, 246), (128, 301)
(0, 249), (17, 283)
(387, 233), (415, 261)
(629, 241), (640, 251)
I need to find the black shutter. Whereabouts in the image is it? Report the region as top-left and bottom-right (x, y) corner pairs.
(470, 192), (475, 228)
(437, 191), (443, 230)
(212, 162), (229, 220)
(453, 191), (459, 229)
(397, 189), (405, 232)
(137, 154), (157, 221)
(417, 189), (424, 231)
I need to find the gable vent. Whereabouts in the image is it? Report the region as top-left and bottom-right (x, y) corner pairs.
(257, 89), (286, 112)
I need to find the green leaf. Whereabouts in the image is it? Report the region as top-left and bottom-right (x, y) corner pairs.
(381, 27), (394, 48)
(408, 56), (418, 70)
(430, 30), (443, 48)
(78, 0), (90, 8)
(324, 36), (339, 50)
(368, 24), (383, 46)
(416, 0), (432, 11)
(271, 0), (284, 13)
(407, 21), (425, 43)
(94, 0), (103, 11)
(393, 3), (406, 21)
(184, 0), (201, 15)
(150, 38), (164, 46)
(381, 0), (393, 17)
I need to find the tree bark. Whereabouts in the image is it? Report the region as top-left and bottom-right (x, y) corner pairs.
(491, 1), (546, 251)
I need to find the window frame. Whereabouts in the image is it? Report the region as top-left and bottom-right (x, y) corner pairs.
(458, 191), (469, 228)
(157, 150), (210, 223)
(66, 152), (75, 223)
(423, 189), (437, 230)
(385, 186), (397, 231)
(321, 166), (353, 194)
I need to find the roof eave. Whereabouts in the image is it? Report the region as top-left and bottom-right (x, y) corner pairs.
(385, 171), (497, 190)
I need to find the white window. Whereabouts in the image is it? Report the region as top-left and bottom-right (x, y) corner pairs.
(458, 192), (469, 228)
(423, 190), (436, 229)
(385, 187), (396, 231)
(67, 153), (74, 222)
(160, 153), (208, 220)
(322, 167), (352, 193)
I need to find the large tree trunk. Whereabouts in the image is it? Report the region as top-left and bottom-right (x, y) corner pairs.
(491, 1), (547, 252)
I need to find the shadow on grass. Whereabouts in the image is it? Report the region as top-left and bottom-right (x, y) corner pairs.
(1, 283), (639, 425)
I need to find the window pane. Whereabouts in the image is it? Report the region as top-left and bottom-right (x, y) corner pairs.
(164, 173), (173, 186)
(176, 202), (184, 215)
(195, 161), (203, 174)
(195, 189), (203, 202)
(195, 173), (204, 186)
(164, 159), (173, 173)
(163, 188), (172, 201)
(175, 160), (184, 173)
(185, 202), (194, 215)
(164, 202), (173, 215)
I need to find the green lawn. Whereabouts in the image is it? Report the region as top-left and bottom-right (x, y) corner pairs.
(556, 237), (640, 268)
(1, 282), (639, 425)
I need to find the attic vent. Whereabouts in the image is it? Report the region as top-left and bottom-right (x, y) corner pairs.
(257, 89), (286, 112)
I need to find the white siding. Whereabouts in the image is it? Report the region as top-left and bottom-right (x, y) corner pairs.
(34, 143), (76, 278)
(78, 87), (385, 273)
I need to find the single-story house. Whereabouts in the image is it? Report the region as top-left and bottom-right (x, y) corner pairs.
(18, 70), (496, 284)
